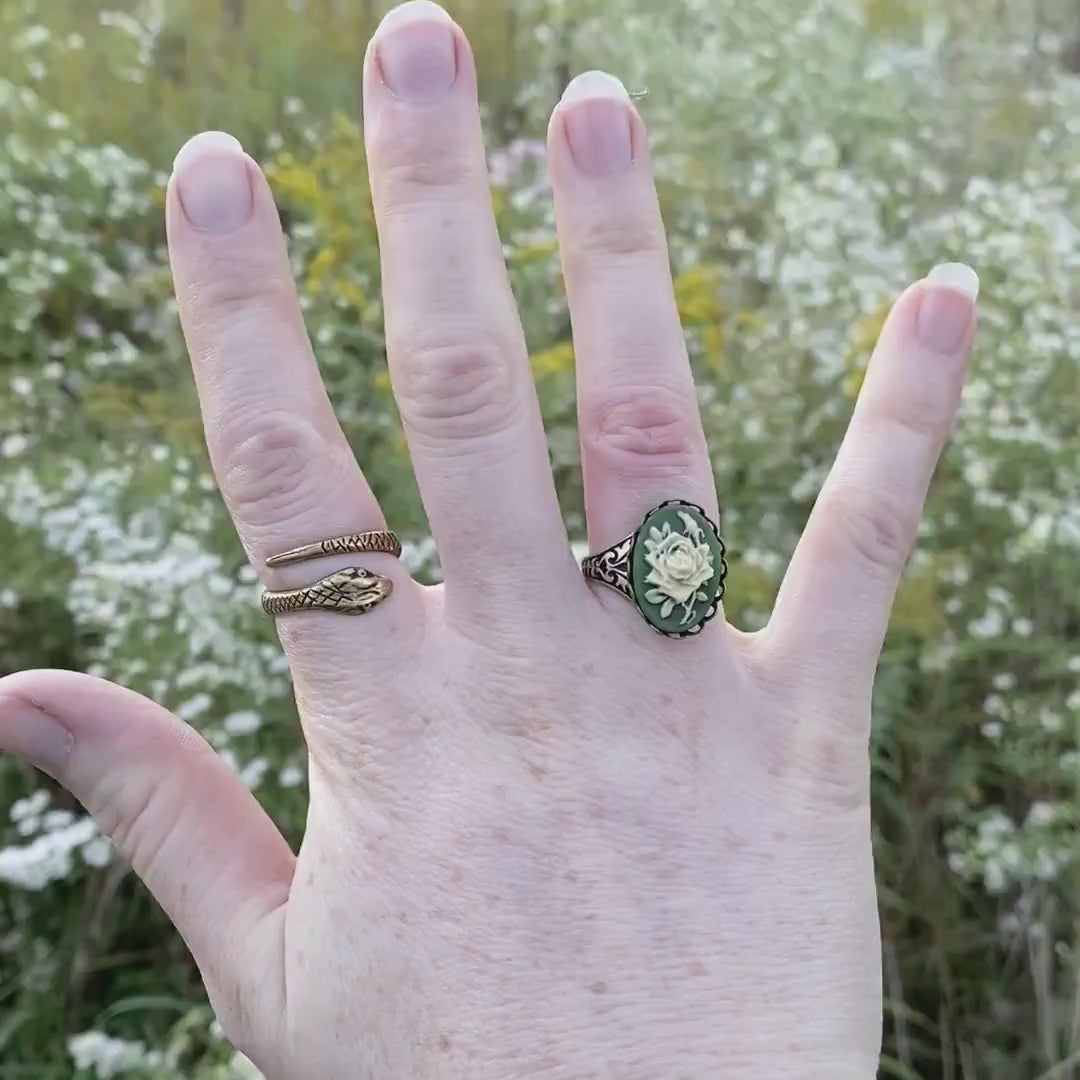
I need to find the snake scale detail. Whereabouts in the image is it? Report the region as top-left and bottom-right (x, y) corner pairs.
(260, 531), (400, 617)
(265, 530), (402, 567)
(260, 567), (393, 617)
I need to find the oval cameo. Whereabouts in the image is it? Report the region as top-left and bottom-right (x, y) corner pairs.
(630, 501), (726, 636)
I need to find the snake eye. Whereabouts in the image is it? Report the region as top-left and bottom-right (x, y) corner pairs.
(327, 568), (394, 613)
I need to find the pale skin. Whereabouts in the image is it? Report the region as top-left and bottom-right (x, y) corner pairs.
(0, 2), (980, 1077)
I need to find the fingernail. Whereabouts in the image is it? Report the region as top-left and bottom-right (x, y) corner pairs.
(0, 698), (74, 778)
(917, 262), (979, 354)
(376, 1), (457, 99)
(560, 71), (633, 176)
(172, 131), (253, 233)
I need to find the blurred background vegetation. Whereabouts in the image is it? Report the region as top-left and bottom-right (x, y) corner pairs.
(1, 0), (1079, 1076)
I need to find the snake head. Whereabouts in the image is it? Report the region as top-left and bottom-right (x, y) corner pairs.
(325, 567), (394, 614)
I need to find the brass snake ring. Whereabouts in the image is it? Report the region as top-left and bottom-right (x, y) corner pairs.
(260, 530), (401, 618)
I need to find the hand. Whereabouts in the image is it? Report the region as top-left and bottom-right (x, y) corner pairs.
(0, 2), (978, 1077)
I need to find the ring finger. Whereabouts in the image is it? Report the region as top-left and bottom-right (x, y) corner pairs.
(548, 72), (718, 554)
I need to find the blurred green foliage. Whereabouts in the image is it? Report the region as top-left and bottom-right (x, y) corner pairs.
(2, 0), (1080, 1077)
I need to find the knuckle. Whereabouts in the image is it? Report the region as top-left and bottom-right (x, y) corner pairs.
(372, 123), (482, 202)
(572, 202), (666, 262)
(90, 774), (173, 885)
(100, 781), (162, 877)
(583, 384), (702, 476)
(860, 406), (951, 453)
(823, 486), (917, 577)
(391, 328), (521, 445)
(751, 662), (870, 811)
(217, 411), (336, 528)
(185, 248), (295, 323)
(89, 726), (217, 881)
(767, 725), (869, 813)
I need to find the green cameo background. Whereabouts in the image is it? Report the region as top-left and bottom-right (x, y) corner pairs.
(630, 502), (726, 636)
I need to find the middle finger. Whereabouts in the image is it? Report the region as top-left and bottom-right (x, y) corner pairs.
(363, 1), (570, 611)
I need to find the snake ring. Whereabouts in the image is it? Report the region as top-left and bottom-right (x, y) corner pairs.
(260, 530), (401, 617)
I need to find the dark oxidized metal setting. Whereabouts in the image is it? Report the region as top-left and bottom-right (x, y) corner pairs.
(581, 500), (727, 639)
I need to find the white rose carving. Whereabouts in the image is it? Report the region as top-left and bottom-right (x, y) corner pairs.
(642, 511), (716, 623)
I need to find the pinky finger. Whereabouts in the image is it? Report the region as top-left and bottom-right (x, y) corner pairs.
(765, 264), (978, 713)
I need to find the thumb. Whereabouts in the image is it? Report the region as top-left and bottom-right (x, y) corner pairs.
(0, 669), (295, 1047)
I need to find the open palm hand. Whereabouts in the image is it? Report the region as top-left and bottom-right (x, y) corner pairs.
(0, 3), (979, 1077)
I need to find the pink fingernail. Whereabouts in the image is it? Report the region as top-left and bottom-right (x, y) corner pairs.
(172, 131), (253, 234)
(560, 71), (634, 176)
(0, 697), (74, 778)
(376, 1), (457, 99)
(916, 262), (979, 354)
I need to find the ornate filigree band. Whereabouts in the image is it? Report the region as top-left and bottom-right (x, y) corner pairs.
(581, 500), (727, 639)
(260, 530), (400, 618)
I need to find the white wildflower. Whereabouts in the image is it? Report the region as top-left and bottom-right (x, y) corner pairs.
(42, 810), (75, 830)
(67, 1030), (164, 1078)
(224, 711), (261, 736)
(969, 609), (1005, 639)
(0, 817), (98, 890)
(177, 693), (213, 721)
(278, 764), (305, 788)
(1, 434), (30, 457)
(11, 790), (50, 823)
(81, 836), (114, 868)
(239, 757), (269, 790)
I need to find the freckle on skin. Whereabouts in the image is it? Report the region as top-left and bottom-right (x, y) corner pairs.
(659, 692), (673, 707)
(688, 960), (707, 976)
(590, 980), (607, 994)
(564, 870), (579, 884)
(438, 1034), (451, 1051)
(818, 740), (840, 778)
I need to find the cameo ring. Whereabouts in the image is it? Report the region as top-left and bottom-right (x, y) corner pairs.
(581, 501), (727, 638)
(260, 530), (401, 617)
